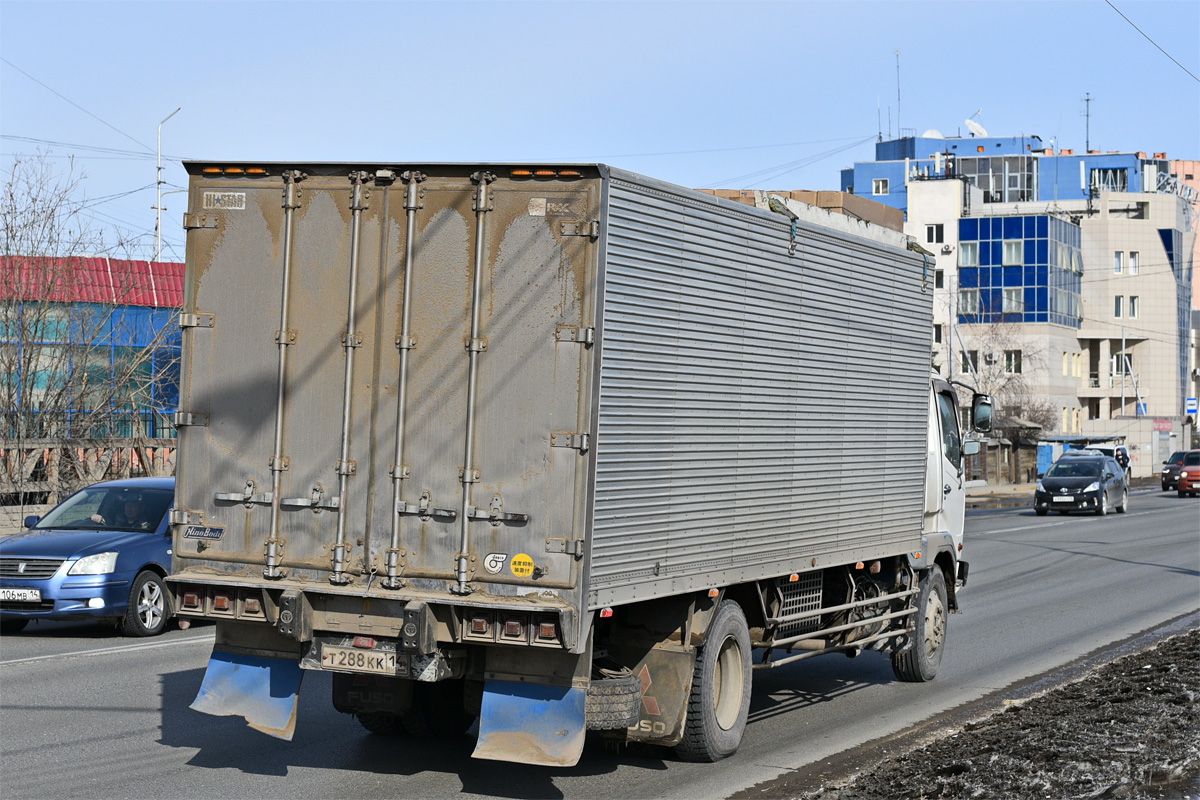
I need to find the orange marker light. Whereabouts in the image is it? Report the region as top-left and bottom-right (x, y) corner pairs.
(855, 562), (865, 570)
(224, 167), (244, 175)
(246, 168), (268, 175)
(534, 169), (556, 177)
(511, 169), (533, 177)
(913, 552), (922, 560)
(600, 607), (613, 618)
(788, 574), (799, 582)
(558, 170), (581, 177)
(202, 167), (222, 174)
(708, 588), (719, 598)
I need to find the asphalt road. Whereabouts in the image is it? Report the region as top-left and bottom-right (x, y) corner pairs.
(1, 490), (1197, 800)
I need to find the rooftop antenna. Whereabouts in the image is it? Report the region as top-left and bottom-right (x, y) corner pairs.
(877, 96), (883, 143)
(964, 109), (987, 138)
(1082, 92), (1093, 151)
(895, 49), (902, 137)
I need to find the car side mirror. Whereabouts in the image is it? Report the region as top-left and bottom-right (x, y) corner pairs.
(971, 393), (994, 434)
(1037, 472), (1045, 479)
(24, 515), (39, 528)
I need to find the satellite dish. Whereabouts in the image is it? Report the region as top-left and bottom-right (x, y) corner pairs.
(965, 118), (988, 138)
(922, 129), (945, 139)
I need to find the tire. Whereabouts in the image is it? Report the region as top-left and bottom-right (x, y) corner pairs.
(0, 618), (28, 634)
(585, 670), (642, 730)
(892, 568), (948, 683)
(673, 600), (752, 763)
(1116, 489), (1128, 513)
(1035, 508), (1048, 516)
(123, 571), (170, 637)
(356, 712), (406, 736)
(1179, 490), (1187, 498)
(400, 679), (475, 737)
(1095, 491), (1108, 516)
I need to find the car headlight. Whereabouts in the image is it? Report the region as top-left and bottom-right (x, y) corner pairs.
(68, 552), (119, 575)
(1036, 480), (1045, 492)
(1084, 482), (1100, 492)
(1183, 471), (1192, 479)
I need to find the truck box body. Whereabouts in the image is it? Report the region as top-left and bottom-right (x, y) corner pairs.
(173, 163), (932, 646)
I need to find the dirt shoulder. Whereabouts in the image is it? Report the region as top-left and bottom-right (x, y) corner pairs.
(734, 620), (1199, 800)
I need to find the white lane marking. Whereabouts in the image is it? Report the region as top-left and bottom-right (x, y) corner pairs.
(984, 521), (1069, 534)
(2, 631), (216, 666)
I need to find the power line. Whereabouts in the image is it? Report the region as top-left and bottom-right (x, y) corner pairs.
(0, 58), (156, 151)
(1104, 0), (1199, 83)
(593, 135), (876, 160)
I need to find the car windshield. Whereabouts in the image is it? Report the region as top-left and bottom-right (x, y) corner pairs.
(1046, 460), (1102, 478)
(1167, 451), (1185, 463)
(1183, 452), (1200, 467)
(35, 486), (173, 533)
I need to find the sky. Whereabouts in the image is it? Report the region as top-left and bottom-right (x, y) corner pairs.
(1, 0), (1197, 263)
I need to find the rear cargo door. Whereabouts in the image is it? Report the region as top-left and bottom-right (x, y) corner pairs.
(175, 165), (599, 596)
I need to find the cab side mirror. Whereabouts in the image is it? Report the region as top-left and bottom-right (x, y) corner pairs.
(963, 440), (981, 456)
(971, 393), (994, 434)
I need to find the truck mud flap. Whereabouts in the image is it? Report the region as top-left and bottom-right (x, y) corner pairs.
(190, 650), (304, 740)
(472, 680), (586, 767)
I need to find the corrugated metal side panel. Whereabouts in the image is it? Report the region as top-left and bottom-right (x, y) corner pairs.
(589, 177), (931, 607)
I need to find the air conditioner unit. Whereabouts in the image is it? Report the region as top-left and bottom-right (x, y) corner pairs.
(984, 353), (998, 365)
(941, 245), (952, 254)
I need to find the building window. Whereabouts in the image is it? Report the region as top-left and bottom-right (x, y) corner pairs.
(1129, 295), (1139, 319)
(1114, 295), (1123, 318)
(1004, 350), (1022, 374)
(1062, 351), (1070, 376)
(1003, 240), (1022, 265)
(1114, 251), (1124, 274)
(959, 288), (979, 315)
(959, 242), (978, 267)
(1111, 353), (1133, 376)
(873, 178), (889, 196)
(1002, 287), (1023, 313)
(961, 350), (979, 373)
(926, 224), (944, 244)
(934, 269), (944, 289)
(1129, 251), (1139, 275)
(934, 324), (943, 344)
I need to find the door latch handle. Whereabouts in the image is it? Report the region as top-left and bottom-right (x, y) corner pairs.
(943, 484), (953, 496)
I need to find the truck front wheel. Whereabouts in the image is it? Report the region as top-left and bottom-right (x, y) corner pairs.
(673, 599), (752, 762)
(891, 568), (948, 682)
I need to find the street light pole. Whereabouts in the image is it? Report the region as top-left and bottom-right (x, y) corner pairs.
(155, 107), (181, 263)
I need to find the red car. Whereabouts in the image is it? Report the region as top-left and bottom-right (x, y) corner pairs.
(1178, 450), (1200, 498)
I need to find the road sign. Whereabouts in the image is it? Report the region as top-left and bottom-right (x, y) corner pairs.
(1187, 397), (1198, 414)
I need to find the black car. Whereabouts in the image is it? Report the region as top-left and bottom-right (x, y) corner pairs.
(1161, 450), (1187, 491)
(1035, 456), (1128, 516)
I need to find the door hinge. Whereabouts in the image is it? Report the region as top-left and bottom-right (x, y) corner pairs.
(179, 312), (215, 329)
(551, 431), (590, 452)
(560, 220), (600, 239)
(546, 537), (585, 557)
(174, 410), (209, 427)
(169, 508), (199, 526)
(182, 214), (219, 230)
(555, 324), (595, 345)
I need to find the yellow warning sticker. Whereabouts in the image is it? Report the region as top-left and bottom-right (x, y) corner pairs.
(510, 553), (535, 578)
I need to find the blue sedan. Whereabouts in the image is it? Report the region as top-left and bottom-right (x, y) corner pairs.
(0, 477), (175, 636)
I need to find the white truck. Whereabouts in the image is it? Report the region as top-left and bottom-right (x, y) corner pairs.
(168, 162), (991, 766)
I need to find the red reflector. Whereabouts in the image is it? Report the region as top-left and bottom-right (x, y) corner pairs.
(352, 636), (376, 649)
(537, 621), (557, 640)
(503, 618), (524, 637)
(600, 608), (613, 618)
(244, 598), (261, 614)
(182, 593), (200, 608)
(471, 616), (490, 634)
(213, 595), (230, 611)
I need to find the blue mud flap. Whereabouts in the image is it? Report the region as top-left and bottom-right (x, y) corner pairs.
(472, 680), (587, 767)
(190, 650), (304, 740)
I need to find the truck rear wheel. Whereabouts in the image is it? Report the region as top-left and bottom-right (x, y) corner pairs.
(673, 600), (752, 762)
(585, 669), (642, 730)
(891, 568), (947, 682)
(400, 679), (475, 737)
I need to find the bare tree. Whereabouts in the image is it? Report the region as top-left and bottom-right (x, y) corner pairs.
(1, 153), (179, 513)
(952, 316), (1052, 428)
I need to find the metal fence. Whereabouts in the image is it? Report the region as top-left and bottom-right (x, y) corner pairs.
(0, 438), (176, 506)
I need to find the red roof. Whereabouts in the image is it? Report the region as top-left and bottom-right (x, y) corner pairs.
(0, 256), (184, 308)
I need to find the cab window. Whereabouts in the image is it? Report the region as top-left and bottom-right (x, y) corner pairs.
(937, 392), (962, 464)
